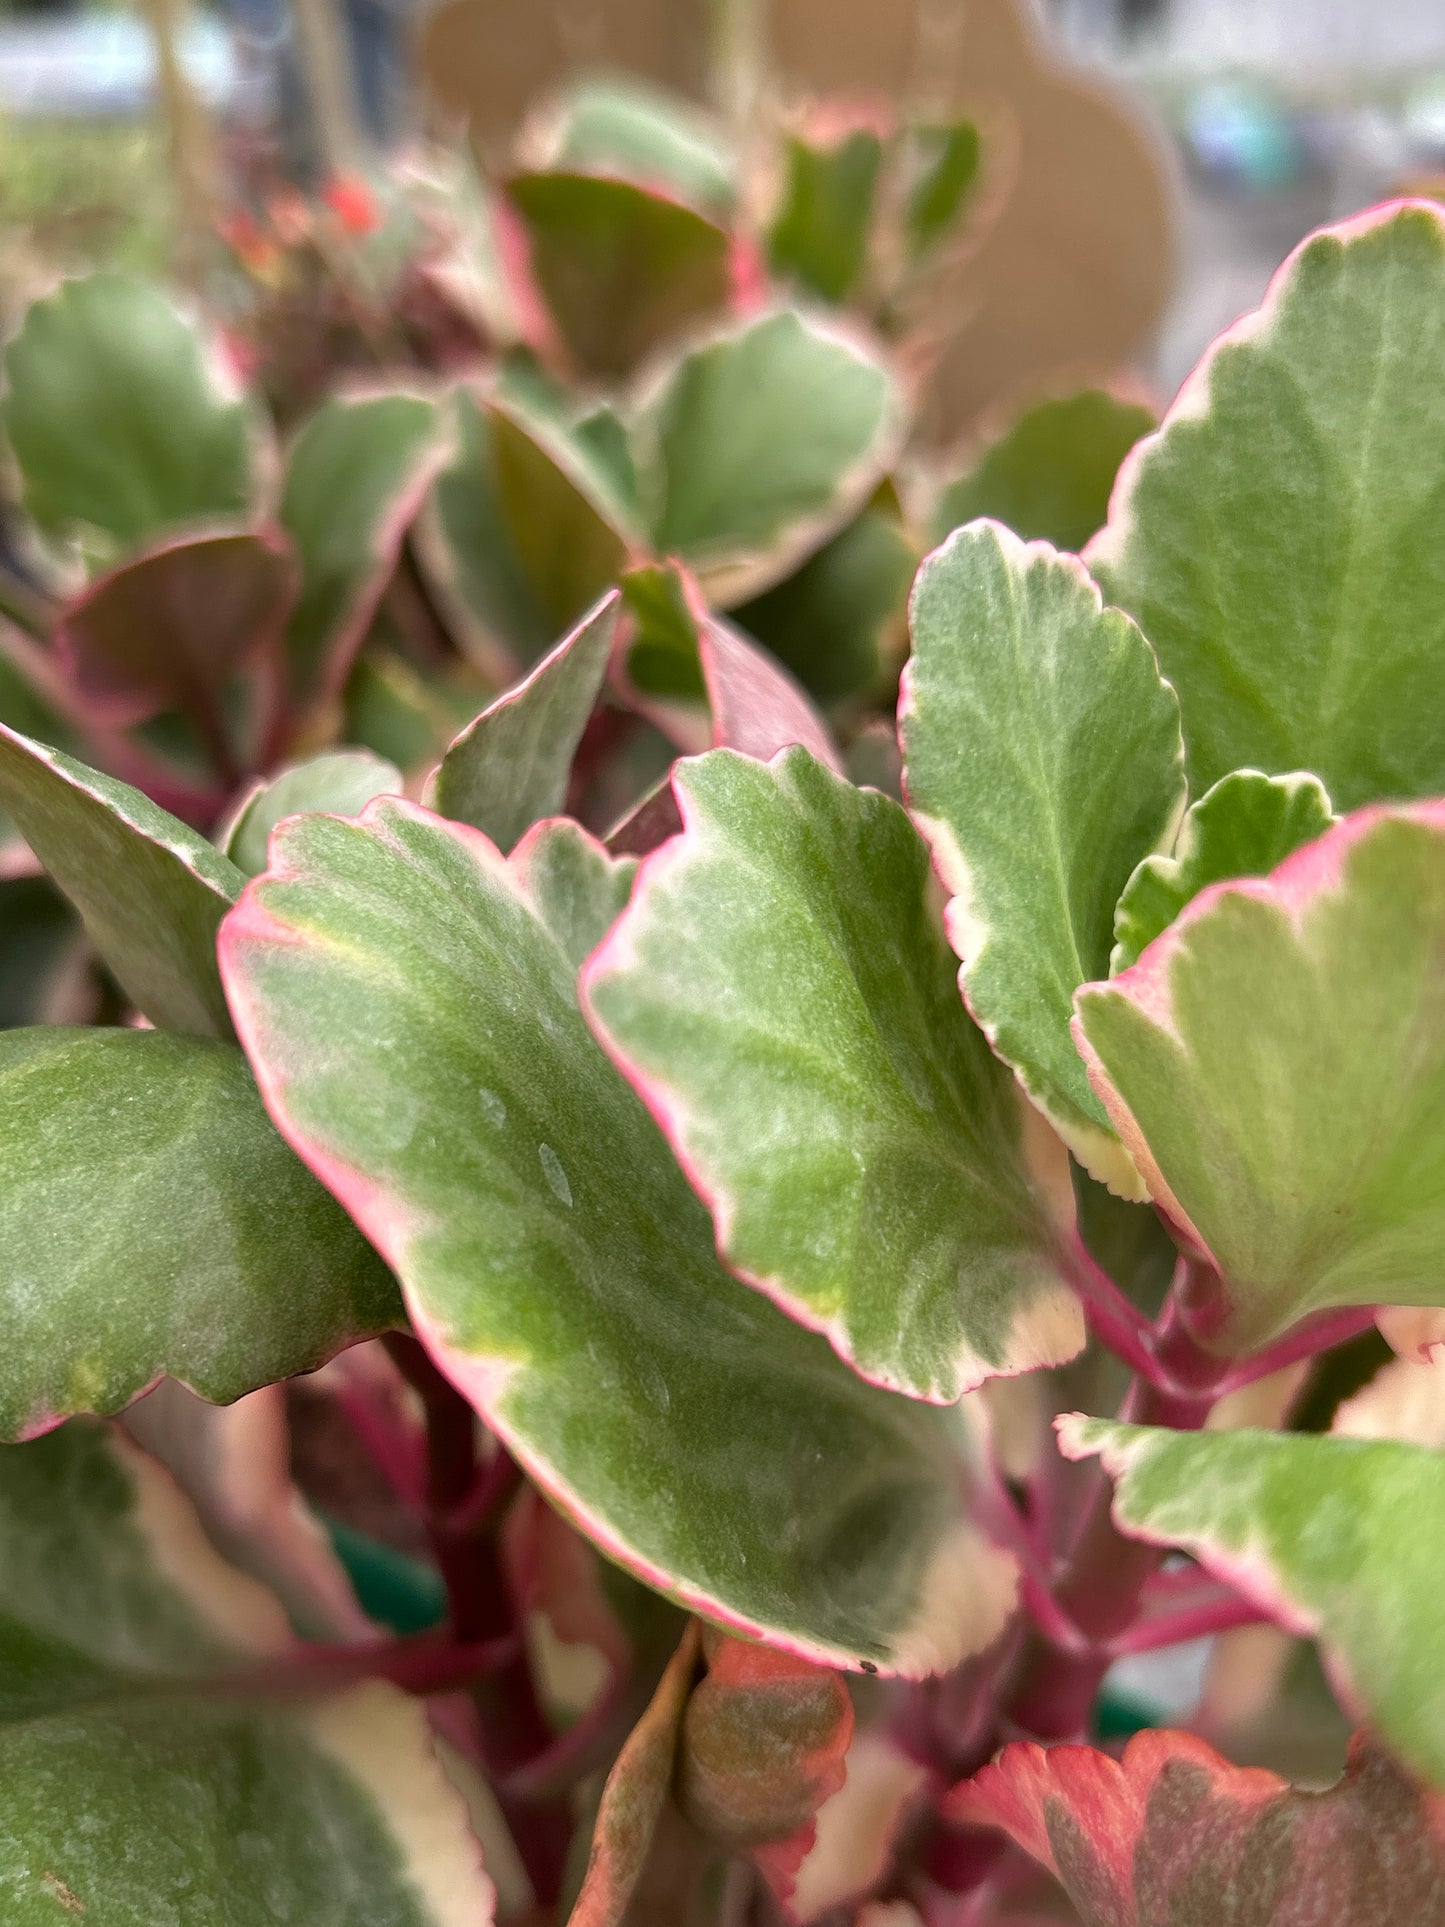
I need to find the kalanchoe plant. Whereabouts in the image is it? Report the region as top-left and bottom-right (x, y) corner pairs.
(11, 193), (1445, 1924)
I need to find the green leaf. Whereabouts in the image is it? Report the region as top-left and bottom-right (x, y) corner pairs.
(509, 171), (735, 377)
(768, 123), (884, 305)
(733, 505), (915, 704)
(582, 748), (1081, 1403)
(904, 119), (981, 260)
(568, 1622), (701, 1927)
(953, 1724), (1445, 1924)
(223, 749), (404, 878)
(0, 1028), (401, 1438)
(418, 389), (633, 672)
(0, 1422), (494, 1923)
(280, 390), (444, 710)
(55, 526), (297, 746)
(932, 389), (1155, 555)
(901, 521), (1185, 1193)
(1074, 803), (1445, 1353)
(638, 309), (901, 603)
(222, 802), (1016, 1674)
(0, 723), (243, 1037)
(537, 78), (737, 217)
(431, 594), (616, 852)
(1089, 202), (1445, 810)
(1111, 770), (1336, 974)
(1060, 1415), (1445, 1790)
(1, 274), (256, 548)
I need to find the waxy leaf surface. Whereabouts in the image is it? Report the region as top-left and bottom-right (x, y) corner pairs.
(509, 171), (734, 376)
(582, 748), (1081, 1403)
(1059, 1416), (1445, 1788)
(280, 391), (444, 708)
(1111, 770), (1335, 974)
(55, 526), (297, 734)
(0, 1028), (401, 1438)
(902, 522), (1184, 1191)
(224, 748), (403, 878)
(1090, 201), (1445, 809)
(932, 389), (1154, 555)
(222, 803), (1013, 1673)
(953, 1727), (1445, 1926)
(1, 274), (255, 547)
(432, 593), (617, 850)
(639, 309), (899, 602)
(1075, 804), (1445, 1352)
(0, 1421), (493, 1924)
(568, 1622), (701, 1927)
(0, 724), (243, 1037)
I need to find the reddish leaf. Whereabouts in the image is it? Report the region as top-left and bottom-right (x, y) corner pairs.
(951, 1729), (1445, 1926)
(55, 527), (297, 757)
(676, 1634), (854, 1908)
(568, 1621), (702, 1927)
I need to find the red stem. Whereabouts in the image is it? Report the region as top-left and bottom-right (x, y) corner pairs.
(1109, 1591), (1270, 1658)
(1213, 1305), (1380, 1394)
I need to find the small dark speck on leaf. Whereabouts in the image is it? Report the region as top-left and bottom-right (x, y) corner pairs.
(41, 1872), (85, 1914)
(860, 1660), (878, 1674)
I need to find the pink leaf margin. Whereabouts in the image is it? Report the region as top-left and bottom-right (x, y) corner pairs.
(1085, 197), (1445, 582)
(1070, 799), (1445, 1271)
(219, 796), (971, 1677)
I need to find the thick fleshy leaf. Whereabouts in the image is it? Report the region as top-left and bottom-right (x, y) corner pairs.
(1074, 804), (1445, 1353)
(1058, 1416), (1445, 1788)
(224, 749), (404, 878)
(1, 274), (256, 547)
(432, 594), (617, 850)
(953, 1726), (1445, 1925)
(0, 723), (243, 1036)
(1089, 201), (1445, 810)
(0, 1027), (401, 1438)
(901, 521), (1184, 1192)
(733, 505), (915, 704)
(931, 390), (1155, 555)
(221, 802), (1015, 1674)
(903, 119), (981, 260)
(533, 78), (737, 217)
(419, 388), (633, 671)
(582, 747), (1081, 1403)
(0, 1421), (494, 1924)
(509, 171), (735, 377)
(1111, 771), (1335, 974)
(637, 309), (901, 603)
(568, 1621), (701, 1927)
(55, 526), (298, 740)
(677, 1633), (852, 1905)
(280, 391), (445, 709)
(768, 121), (884, 305)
